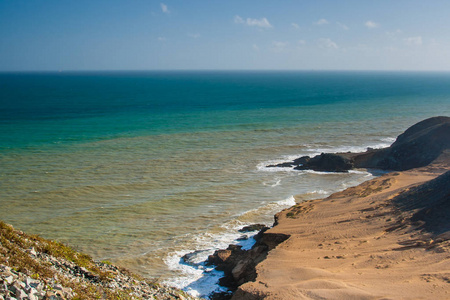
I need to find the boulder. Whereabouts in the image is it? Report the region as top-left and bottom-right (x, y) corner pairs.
(238, 224), (267, 233)
(294, 153), (353, 172)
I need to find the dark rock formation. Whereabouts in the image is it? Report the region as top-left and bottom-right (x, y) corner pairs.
(353, 116), (450, 170)
(268, 116), (450, 172)
(181, 249), (212, 266)
(207, 231), (289, 292)
(267, 156), (311, 168)
(294, 153), (353, 172)
(268, 153), (354, 172)
(238, 224), (267, 233)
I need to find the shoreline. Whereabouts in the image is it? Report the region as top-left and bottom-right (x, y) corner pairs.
(233, 154), (450, 299)
(2, 116), (449, 299)
(209, 116), (450, 299)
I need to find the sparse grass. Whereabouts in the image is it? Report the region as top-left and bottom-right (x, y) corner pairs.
(0, 220), (194, 300)
(0, 221), (141, 299)
(358, 178), (393, 198)
(286, 203), (315, 218)
(0, 221), (55, 278)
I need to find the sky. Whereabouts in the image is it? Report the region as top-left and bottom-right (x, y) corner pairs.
(1, 0), (450, 71)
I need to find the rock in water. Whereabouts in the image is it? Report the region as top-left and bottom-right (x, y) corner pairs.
(270, 116), (450, 172)
(294, 153), (353, 172)
(238, 224), (268, 233)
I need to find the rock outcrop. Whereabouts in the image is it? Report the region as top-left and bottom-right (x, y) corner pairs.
(353, 116), (450, 170)
(207, 227), (289, 296)
(294, 153), (353, 172)
(268, 116), (450, 172)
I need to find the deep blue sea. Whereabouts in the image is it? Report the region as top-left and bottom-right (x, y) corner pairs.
(1, 71), (449, 297)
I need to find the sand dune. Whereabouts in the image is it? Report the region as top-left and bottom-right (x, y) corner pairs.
(234, 151), (450, 299)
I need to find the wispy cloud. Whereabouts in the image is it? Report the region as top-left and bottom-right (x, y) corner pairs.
(291, 23), (300, 30)
(365, 21), (379, 29)
(318, 38), (338, 49)
(157, 36), (167, 42)
(160, 3), (169, 14)
(337, 22), (349, 30)
(252, 44), (260, 51)
(234, 15), (272, 28)
(315, 18), (329, 25)
(404, 36), (423, 46)
(234, 15), (244, 24)
(247, 17), (273, 28)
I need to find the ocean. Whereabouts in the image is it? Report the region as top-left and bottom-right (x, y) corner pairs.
(1, 71), (449, 297)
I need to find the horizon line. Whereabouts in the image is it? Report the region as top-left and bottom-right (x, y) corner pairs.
(1, 69), (450, 74)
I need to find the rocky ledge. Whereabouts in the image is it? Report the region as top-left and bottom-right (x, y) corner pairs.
(268, 116), (450, 172)
(0, 221), (199, 300)
(206, 226), (289, 299)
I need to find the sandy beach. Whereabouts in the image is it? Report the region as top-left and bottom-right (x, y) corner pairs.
(234, 150), (450, 299)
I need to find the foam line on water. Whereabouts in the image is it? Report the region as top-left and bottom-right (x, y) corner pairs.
(162, 195), (299, 298)
(258, 139), (394, 172)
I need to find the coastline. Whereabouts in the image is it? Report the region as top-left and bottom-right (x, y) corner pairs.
(2, 117), (449, 299)
(210, 116), (450, 299)
(233, 154), (450, 299)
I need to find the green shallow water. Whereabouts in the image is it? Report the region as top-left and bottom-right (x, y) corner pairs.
(1, 71), (450, 294)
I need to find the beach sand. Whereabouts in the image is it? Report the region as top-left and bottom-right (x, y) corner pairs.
(233, 151), (450, 299)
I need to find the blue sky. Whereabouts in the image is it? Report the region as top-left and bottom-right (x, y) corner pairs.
(1, 0), (450, 71)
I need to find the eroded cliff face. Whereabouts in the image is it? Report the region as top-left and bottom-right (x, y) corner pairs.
(207, 228), (289, 296)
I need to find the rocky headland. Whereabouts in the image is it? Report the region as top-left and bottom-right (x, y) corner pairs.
(268, 116), (450, 172)
(210, 116), (450, 299)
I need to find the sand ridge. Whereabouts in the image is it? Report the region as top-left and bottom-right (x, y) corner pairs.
(234, 156), (450, 299)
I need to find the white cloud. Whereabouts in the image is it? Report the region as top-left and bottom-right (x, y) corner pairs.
(315, 19), (329, 25)
(234, 15), (244, 24)
(298, 40), (306, 45)
(157, 36), (167, 41)
(247, 17), (272, 28)
(318, 38), (338, 49)
(365, 21), (379, 29)
(188, 33), (201, 39)
(291, 23), (300, 30)
(337, 22), (349, 30)
(160, 3), (169, 14)
(234, 15), (273, 28)
(404, 36), (423, 46)
(252, 44), (260, 51)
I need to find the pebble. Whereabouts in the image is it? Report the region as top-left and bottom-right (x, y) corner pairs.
(1, 251), (199, 300)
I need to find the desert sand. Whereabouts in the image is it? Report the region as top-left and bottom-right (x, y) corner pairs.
(233, 150), (450, 299)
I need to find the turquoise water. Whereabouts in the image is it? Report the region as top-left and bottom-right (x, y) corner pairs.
(1, 71), (450, 296)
